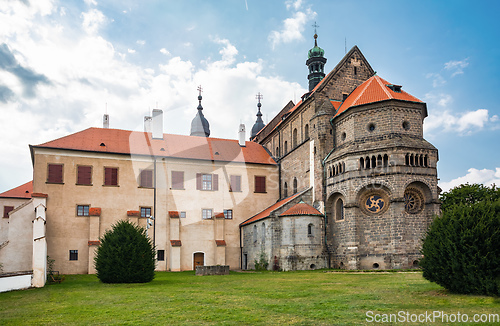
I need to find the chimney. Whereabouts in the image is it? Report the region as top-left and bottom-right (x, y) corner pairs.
(144, 116), (152, 133)
(238, 123), (246, 147)
(103, 114), (109, 129)
(152, 109), (163, 139)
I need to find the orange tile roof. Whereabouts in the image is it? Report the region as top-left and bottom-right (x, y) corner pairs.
(32, 128), (276, 166)
(0, 181), (32, 199)
(334, 75), (423, 118)
(279, 202), (322, 217)
(239, 190), (305, 226)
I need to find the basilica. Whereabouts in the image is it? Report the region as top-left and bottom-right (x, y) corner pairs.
(0, 33), (439, 285)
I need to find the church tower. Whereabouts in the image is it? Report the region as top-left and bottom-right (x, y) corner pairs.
(306, 25), (327, 91)
(190, 85), (210, 137)
(250, 92), (265, 140)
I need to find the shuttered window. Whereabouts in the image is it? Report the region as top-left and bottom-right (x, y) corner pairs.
(104, 167), (118, 186)
(196, 173), (218, 191)
(77, 165), (92, 185)
(229, 175), (241, 192)
(171, 171), (184, 190)
(47, 164), (63, 183)
(139, 169), (153, 188)
(255, 176), (266, 193)
(3, 206), (14, 218)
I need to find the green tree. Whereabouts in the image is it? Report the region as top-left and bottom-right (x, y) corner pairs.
(421, 184), (500, 295)
(94, 220), (156, 283)
(440, 183), (499, 212)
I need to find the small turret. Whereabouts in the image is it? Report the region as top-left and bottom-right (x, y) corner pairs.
(306, 22), (327, 91)
(250, 92), (265, 140)
(190, 85), (210, 137)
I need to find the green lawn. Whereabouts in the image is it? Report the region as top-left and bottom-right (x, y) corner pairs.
(0, 271), (498, 325)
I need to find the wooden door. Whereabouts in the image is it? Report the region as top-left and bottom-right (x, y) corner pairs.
(193, 253), (204, 269)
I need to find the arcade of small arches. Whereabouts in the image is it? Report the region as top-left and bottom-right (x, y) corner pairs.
(359, 154), (389, 170)
(405, 153), (429, 167)
(328, 162), (346, 178)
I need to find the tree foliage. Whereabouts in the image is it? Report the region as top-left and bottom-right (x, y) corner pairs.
(440, 183), (499, 212)
(421, 184), (500, 296)
(94, 220), (156, 283)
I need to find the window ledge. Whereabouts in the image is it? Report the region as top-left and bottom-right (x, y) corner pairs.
(46, 182), (64, 185)
(76, 184), (93, 186)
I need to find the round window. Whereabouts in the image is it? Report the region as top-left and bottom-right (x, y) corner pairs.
(402, 121), (410, 130)
(368, 123), (375, 132)
(360, 189), (390, 215)
(404, 188), (424, 214)
(341, 132), (346, 141)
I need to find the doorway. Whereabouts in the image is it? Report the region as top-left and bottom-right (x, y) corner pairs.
(193, 252), (204, 270)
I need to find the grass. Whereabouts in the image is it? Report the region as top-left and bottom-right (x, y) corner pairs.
(0, 270), (499, 325)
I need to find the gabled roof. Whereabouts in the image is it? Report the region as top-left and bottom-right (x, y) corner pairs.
(334, 75), (423, 118)
(31, 128), (276, 165)
(0, 181), (32, 199)
(254, 46), (374, 142)
(279, 201), (322, 217)
(240, 190), (306, 226)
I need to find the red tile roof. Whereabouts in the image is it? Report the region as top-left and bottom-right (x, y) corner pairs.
(0, 181), (32, 199)
(89, 207), (101, 216)
(215, 240), (226, 246)
(240, 190), (305, 226)
(334, 75), (423, 118)
(279, 202), (322, 217)
(127, 210), (140, 217)
(169, 211), (180, 218)
(32, 128), (276, 166)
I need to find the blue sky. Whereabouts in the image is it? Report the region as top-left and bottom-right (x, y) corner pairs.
(0, 0), (499, 193)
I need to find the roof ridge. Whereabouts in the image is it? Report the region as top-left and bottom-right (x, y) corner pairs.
(375, 75), (392, 99)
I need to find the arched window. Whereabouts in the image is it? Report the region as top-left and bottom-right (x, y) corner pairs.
(276, 147), (279, 157)
(342, 162), (346, 173)
(261, 223), (266, 243)
(405, 154), (410, 166)
(292, 128), (298, 148)
(253, 225), (257, 244)
(383, 154), (389, 167)
(415, 154), (420, 166)
(377, 155), (382, 167)
(366, 156), (370, 169)
(360, 157), (364, 170)
(304, 124), (309, 139)
(284, 141), (288, 154)
(307, 223), (313, 236)
(283, 182), (288, 197)
(410, 154), (414, 166)
(293, 178), (298, 194)
(424, 155), (428, 167)
(371, 156), (376, 168)
(336, 198), (344, 221)
(419, 155), (423, 167)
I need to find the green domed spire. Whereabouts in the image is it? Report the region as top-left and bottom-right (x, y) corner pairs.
(308, 34), (325, 58)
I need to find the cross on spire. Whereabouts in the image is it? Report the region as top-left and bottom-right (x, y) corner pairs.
(255, 92), (263, 104)
(312, 21), (319, 35)
(197, 85), (203, 96)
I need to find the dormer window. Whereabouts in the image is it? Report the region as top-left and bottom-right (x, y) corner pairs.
(386, 84), (402, 93)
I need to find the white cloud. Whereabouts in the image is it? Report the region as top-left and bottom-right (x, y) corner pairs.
(136, 40), (146, 45)
(439, 168), (500, 192)
(160, 48), (170, 55)
(81, 9), (106, 34)
(285, 0), (303, 10)
(84, 0), (98, 6)
(424, 108), (492, 135)
(426, 73), (446, 88)
(127, 48), (135, 54)
(444, 58), (469, 77)
(268, 6), (316, 50)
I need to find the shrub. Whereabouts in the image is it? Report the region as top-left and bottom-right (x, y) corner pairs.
(94, 220), (156, 283)
(254, 251), (269, 271)
(420, 200), (500, 295)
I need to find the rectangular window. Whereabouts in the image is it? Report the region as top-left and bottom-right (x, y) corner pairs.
(47, 164), (63, 183)
(196, 173), (218, 191)
(180, 211), (186, 218)
(141, 207), (151, 218)
(77, 205), (90, 217)
(255, 176), (266, 193)
(223, 209), (233, 219)
(69, 250), (78, 261)
(139, 169), (153, 188)
(202, 209), (213, 220)
(77, 165), (92, 185)
(157, 250), (165, 261)
(3, 206), (14, 218)
(171, 171), (184, 190)
(104, 167), (118, 186)
(230, 175), (241, 192)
